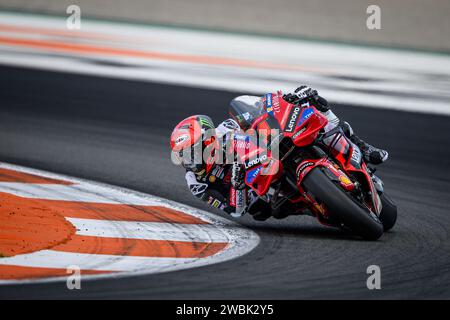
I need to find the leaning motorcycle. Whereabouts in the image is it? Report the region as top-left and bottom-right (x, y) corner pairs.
(229, 91), (397, 240)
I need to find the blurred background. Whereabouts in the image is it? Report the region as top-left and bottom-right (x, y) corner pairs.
(1, 0), (450, 52)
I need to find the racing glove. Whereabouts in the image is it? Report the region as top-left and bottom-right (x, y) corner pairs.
(283, 85), (329, 112)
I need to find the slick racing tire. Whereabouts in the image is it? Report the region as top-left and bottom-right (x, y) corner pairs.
(303, 167), (384, 240)
(379, 192), (397, 232)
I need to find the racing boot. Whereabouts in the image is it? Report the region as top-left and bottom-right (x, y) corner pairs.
(341, 121), (389, 165)
(247, 190), (272, 221)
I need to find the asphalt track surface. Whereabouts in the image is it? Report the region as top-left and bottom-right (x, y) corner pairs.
(0, 65), (450, 299)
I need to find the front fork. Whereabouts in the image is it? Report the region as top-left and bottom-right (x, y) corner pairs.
(295, 158), (383, 219)
(295, 158), (356, 195)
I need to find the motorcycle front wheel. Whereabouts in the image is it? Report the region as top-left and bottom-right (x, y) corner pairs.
(303, 167), (384, 240)
(379, 192), (397, 231)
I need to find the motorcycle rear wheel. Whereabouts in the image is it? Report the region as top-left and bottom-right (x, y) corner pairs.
(303, 167), (384, 240)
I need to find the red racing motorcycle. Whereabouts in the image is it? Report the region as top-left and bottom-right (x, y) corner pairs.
(229, 92), (397, 240)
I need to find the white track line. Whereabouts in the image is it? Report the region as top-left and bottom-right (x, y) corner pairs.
(67, 217), (231, 243)
(0, 182), (160, 204)
(0, 250), (197, 272)
(0, 12), (449, 115)
(2, 52), (449, 116)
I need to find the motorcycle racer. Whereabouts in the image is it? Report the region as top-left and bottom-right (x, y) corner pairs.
(170, 86), (388, 220)
(171, 114), (270, 219)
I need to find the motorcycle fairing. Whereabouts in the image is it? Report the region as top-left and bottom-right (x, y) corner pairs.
(322, 129), (383, 215)
(295, 158), (355, 195)
(331, 136), (383, 215)
(244, 158), (283, 196)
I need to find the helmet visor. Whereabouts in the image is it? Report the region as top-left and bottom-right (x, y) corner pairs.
(177, 141), (204, 173)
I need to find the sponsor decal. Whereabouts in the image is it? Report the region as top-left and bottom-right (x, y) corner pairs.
(265, 93), (275, 116)
(272, 94), (281, 114)
(236, 189), (245, 208)
(314, 202), (326, 215)
(175, 133), (190, 146)
(211, 166), (224, 179)
(292, 126), (307, 140)
(339, 174), (353, 186)
(245, 154), (268, 169)
(234, 133), (248, 141)
(296, 108), (314, 127)
(246, 166), (262, 184)
(351, 146), (362, 164)
(229, 187), (236, 207)
(284, 106), (301, 132)
(236, 140), (251, 150)
(199, 116), (214, 129)
(296, 161), (314, 179)
(212, 199), (222, 208)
